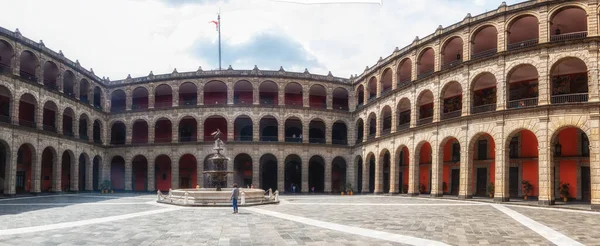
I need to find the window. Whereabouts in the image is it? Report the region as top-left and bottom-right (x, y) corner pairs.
(509, 136), (519, 158)
(452, 143), (460, 162)
(477, 140), (487, 160)
(582, 133), (589, 157)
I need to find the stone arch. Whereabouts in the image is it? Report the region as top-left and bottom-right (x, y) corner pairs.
(380, 67), (393, 93)
(397, 57), (412, 84)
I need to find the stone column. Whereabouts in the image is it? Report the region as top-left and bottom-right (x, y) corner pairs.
(197, 120), (203, 143)
(325, 123), (332, 145)
(431, 140), (443, 197)
(301, 153), (309, 193)
(363, 115), (368, 143)
(197, 86), (204, 106)
(124, 155), (132, 191)
(149, 121), (155, 144)
(172, 121), (179, 143)
(11, 97), (19, 125)
(252, 153), (260, 187)
(324, 156), (332, 193)
(494, 126), (509, 202)
(537, 54), (550, 106)
(53, 152), (61, 192)
(227, 120), (234, 142)
(539, 9), (549, 43)
(125, 121), (132, 145)
(227, 83), (234, 105)
(148, 87), (155, 109)
(589, 114), (600, 210)
(361, 159), (369, 193)
(459, 138), (471, 199)
(390, 150), (398, 193)
(172, 86), (179, 107)
(391, 106), (398, 133)
(279, 153), (287, 192)
(171, 160), (179, 189)
(326, 88), (333, 110)
(302, 88), (309, 108)
(408, 139), (419, 195)
(277, 121), (284, 142)
(374, 154), (383, 194)
(73, 115), (80, 138)
(32, 151), (42, 193)
(196, 153), (204, 189)
(86, 159), (93, 191)
(538, 117), (554, 205)
(125, 90), (132, 111)
(5, 149), (17, 195)
(36, 103), (43, 130)
(148, 159), (155, 192)
(302, 121), (309, 144)
(56, 110), (63, 134)
(253, 85), (259, 105)
(375, 112), (381, 138)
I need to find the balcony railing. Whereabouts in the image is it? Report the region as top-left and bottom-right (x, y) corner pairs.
(234, 135), (253, 142)
(132, 139), (148, 144)
(397, 122), (410, 130)
(179, 136), (196, 142)
(0, 63), (10, 74)
(507, 38), (539, 51)
(63, 131), (74, 137)
(111, 107), (126, 113)
(367, 133), (375, 140)
(20, 70), (37, 82)
(285, 137), (302, 143)
(356, 102), (364, 109)
(471, 48), (497, 60)
(551, 93), (588, 104)
(508, 97), (538, 109)
(471, 103), (496, 114)
(397, 80), (411, 90)
(43, 124), (56, 132)
(43, 82), (58, 91)
(550, 31), (587, 43)
(368, 95), (376, 102)
(94, 138), (102, 144)
(441, 58), (462, 70)
(309, 138), (326, 144)
(154, 101), (172, 108)
(80, 135), (89, 141)
(19, 120), (36, 128)
(417, 117), (433, 126)
(332, 103), (349, 111)
(131, 104), (148, 110)
(332, 139), (347, 145)
(441, 110), (461, 120)
(234, 98), (252, 105)
(110, 140), (125, 145)
(80, 97), (89, 104)
(260, 136), (278, 142)
(309, 101), (326, 109)
(355, 137), (363, 144)
(381, 128), (391, 136)
(154, 137), (172, 143)
(381, 88), (392, 96)
(417, 69), (434, 80)
(64, 91), (76, 99)
(260, 98), (276, 106)
(180, 99), (197, 107)
(285, 100), (303, 108)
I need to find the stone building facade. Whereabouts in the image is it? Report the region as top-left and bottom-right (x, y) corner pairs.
(0, 0), (599, 209)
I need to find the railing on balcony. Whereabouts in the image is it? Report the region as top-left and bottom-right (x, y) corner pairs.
(260, 136), (278, 142)
(19, 120), (36, 128)
(180, 99), (197, 107)
(471, 48), (497, 60)
(154, 137), (172, 143)
(94, 138), (102, 144)
(154, 101), (172, 108)
(332, 103), (349, 111)
(381, 128), (391, 136)
(367, 133), (375, 140)
(397, 122), (410, 130)
(508, 97), (538, 109)
(43, 124), (56, 132)
(179, 136), (196, 142)
(550, 31), (587, 42)
(332, 139), (347, 145)
(441, 58), (462, 70)
(111, 107), (126, 113)
(285, 137), (303, 143)
(20, 70), (37, 82)
(110, 140), (125, 145)
(417, 69), (434, 80)
(551, 93), (588, 104)
(309, 101), (326, 109)
(441, 110), (461, 120)
(80, 97), (89, 104)
(285, 100), (303, 108)
(0, 115), (10, 123)
(507, 38), (539, 51)
(131, 104), (148, 110)
(397, 80), (411, 90)
(94, 104), (102, 110)
(64, 91), (76, 99)
(381, 88), (392, 96)
(417, 117), (433, 126)
(63, 131), (74, 137)
(471, 103), (496, 114)
(234, 135), (253, 142)
(356, 102), (364, 109)
(131, 139), (148, 144)
(368, 95), (376, 102)
(234, 98), (252, 105)
(80, 135), (89, 141)
(309, 138), (326, 144)
(0, 63), (10, 74)
(43, 82), (58, 91)
(260, 97), (276, 106)
(355, 137), (363, 144)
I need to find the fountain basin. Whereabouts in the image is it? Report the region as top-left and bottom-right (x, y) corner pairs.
(157, 188), (279, 207)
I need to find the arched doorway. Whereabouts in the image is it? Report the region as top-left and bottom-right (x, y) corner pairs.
(355, 156), (363, 193)
(441, 138), (461, 196)
(61, 151), (73, 191)
(308, 156), (325, 193)
(41, 147), (56, 192)
(78, 154), (87, 191)
(469, 133), (496, 198)
(380, 150), (391, 193)
(132, 155), (148, 191)
(397, 146), (409, 194)
(284, 154), (302, 193)
(16, 144), (34, 193)
(332, 157), (347, 193)
(552, 127), (590, 202)
(259, 154), (277, 191)
(155, 155), (171, 191)
(507, 130), (539, 200)
(110, 156), (125, 190)
(180, 154), (197, 189)
(417, 142), (432, 194)
(233, 154), (252, 188)
(92, 156), (101, 190)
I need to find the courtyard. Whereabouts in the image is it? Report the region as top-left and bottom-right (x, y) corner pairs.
(0, 194), (598, 245)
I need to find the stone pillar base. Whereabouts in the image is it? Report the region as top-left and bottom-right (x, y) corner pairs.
(591, 204), (600, 211)
(458, 195), (472, 199)
(408, 192), (420, 197)
(493, 197), (509, 202)
(538, 200), (555, 206)
(430, 193), (443, 198)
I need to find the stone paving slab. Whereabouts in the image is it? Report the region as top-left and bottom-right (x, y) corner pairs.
(508, 206), (600, 245)
(265, 198), (552, 245)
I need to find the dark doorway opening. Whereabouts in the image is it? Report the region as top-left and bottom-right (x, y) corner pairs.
(476, 168), (487, 196)
(451, 169), (460, 195)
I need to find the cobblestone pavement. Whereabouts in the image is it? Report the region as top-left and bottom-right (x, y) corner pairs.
(0, 194), (596, 245)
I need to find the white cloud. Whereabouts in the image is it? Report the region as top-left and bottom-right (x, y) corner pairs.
(0, 0), (520, 79)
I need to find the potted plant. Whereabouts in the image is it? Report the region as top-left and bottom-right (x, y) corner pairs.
(403, 184), (409, 194)
(419, 184), (426, 194)
(558, 182), (570, 202)
(487, 182), (494, 198)
(345, 183), (353, 195)
(100, 180), (112, 194)
(522, 180), (533, 200)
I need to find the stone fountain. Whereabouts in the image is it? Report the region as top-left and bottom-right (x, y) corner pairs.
(157, 129), (279, 206)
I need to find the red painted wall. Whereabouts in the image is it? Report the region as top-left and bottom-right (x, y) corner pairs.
(419, 143), (431, 192)
(133, 162), (147, 191)
(235, 92), (253, 104)
(19, 102), (34, 121)
(132, 96), (148, 108)
(259, 92), (278, 104)
(285, 93), (302, 106)
(309, 95), (326, 106)
(442, 140), (460, 192)
(419, 103), (433, 118)
(155, 121), (172, 142)
(155, 95), (172, 106)
(471, 135), (496, 192)
(61, 161), (70, 191)
(41, 157), (52, 192)
(558, 128), (580, 197)
(204, 92), (227, 105)
(179, 154), (197, 188)
(155, 156), (171, 191)
(132, 124), (148, 143)
(521, 130), (539, 196)
(420, 166), (429, 192)
(419, 143), (431, 164)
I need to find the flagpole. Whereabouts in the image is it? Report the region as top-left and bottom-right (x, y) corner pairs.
(218, 13), (221, 70)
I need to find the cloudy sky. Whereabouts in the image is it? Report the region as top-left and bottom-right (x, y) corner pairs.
(1, 0), (520, 80)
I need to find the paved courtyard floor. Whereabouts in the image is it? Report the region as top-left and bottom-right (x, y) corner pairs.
(0, 194), (598, 245)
